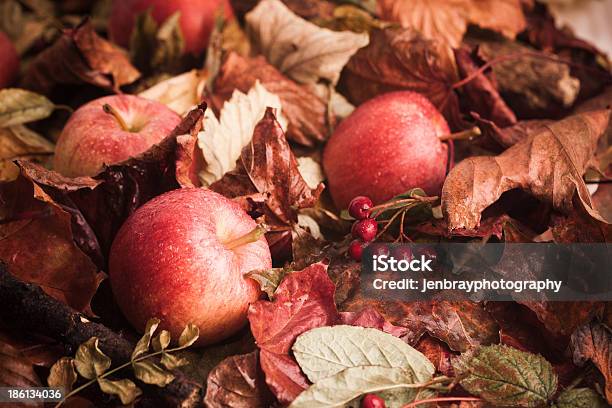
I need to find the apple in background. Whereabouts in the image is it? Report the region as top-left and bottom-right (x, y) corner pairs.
(0, 31), (19, 88)
(108, 0), (234, 55)
(54, 94), (181, 177)
(109, 188), (272, 345)
(323, 91), (449, 209)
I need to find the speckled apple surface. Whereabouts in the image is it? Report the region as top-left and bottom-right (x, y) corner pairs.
(323, 91), (449, 209)
(109, 188), (272, 346)
(54, 95), (181, 177)
(109, 0), (234, 55)
(0, 32), (19, 89)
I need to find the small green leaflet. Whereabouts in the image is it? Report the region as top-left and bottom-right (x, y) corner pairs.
(98, 378), (142, 405)
(288, 365), (424, 408)
(454, 344), (558, 407)
(292, 325), (434, 383)
(0, 88), (56, 127)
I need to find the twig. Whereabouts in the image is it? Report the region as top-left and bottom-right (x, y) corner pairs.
(403, 396), (482, 407)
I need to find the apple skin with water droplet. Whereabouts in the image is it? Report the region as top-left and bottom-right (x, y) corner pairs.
(53, 94), (181, 177)
(0, 32), (19, 89)
(108, 0), (234, 55)
(323, 91), (449, 209)
(109, 188), (272, 346)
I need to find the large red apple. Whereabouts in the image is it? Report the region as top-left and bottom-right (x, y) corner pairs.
(54, 94), (181, 177)
(0, 31), (19, 88)
(109, 188), (271, 345)
(323, 91), (449, 209)
(109, 0), (234, 55)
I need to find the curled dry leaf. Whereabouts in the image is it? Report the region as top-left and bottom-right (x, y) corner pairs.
(212, 52), (332, 146)
(21, 20), (140, 95)
(47, 357), (77, 392)
(339, 27), (461, 126)
(138, 69), (207, 116)
(570, 322), (611, 403)
(442, 109), (611, 231)
(377, 0), (525, 48)
(210, 108), (324, 261)
(471, 112), (550, 149)
(198, 81), (287, 186)
(0, 88), (55, 127)
(205, 351), (272, 408)
(245, 0), (369, 86)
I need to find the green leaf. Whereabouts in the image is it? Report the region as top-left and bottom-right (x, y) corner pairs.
(74, 338), (112, 380)
(246, 268), (290, 298)
(0, 88), (55, 127)
(152, 11), (184, 70)
(160, 352), (189, 370)
(178, 324), (199, 348)
(152, 330), (171, 352)
(47, 357), (77, 392)
(554, 388), (607, 408)
(133, 360), (175, 387)
(98, 378), (142, 405)
(132, 318), (160, 361)
(293, 325), (434, 383)
(454, 344), (558, 407)
(289, 366), (421, 408)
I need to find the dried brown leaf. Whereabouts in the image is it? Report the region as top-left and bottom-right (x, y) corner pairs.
(339, 27), (461, 126)
(377, 0), (525, 48)
(205, 351), (272, 408)
(212, 52), (331, 146)
(571, 322), (612, 403)
(442, 109), (611, 230)
(21, 20), (140, 95)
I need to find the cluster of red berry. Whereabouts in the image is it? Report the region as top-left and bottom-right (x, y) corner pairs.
(362, 393), (386, 408)
(347, 196), (378, 261)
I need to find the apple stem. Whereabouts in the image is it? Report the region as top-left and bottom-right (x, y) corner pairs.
(438, 126), (481, 142)
(224, 224), (267, 250)
(102, 103), (130, 131)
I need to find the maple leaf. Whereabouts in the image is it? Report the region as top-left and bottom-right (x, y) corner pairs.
(377, 0), (526, 48)
(442, 109), (611, 231)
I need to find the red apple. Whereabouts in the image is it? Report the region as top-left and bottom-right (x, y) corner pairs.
(323, 91), (449, 209)
(108, 0), (234, 55)
(109, 188), (271, 345)
(54, 94), (181, 177)
(0, 32), (19, 88)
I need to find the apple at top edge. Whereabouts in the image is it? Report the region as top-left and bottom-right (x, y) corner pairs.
(0, 32), (19, 89)
(109, 0), (234, 55)
(53, 94), (182, 177)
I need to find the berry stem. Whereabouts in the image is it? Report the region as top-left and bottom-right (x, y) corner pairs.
(402, 397), (482, 408)
(438, 127), (481, 142)
(224, 225), (267, 250)
(103, 103), (130, 131)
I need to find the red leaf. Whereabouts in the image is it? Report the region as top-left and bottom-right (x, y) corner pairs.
(248, 262), (337, 354)
(571, 322), (612, 403)
(338, 307), (407, 338)
(259, 350), (309, 405)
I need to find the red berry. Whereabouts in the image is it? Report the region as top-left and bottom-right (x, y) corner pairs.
(369, 243), (390, 257)
(348, 196), (373, 220)
(392, 246), (413, 261)
(352, 218), (378, 242)
(348, 240), (366, 261)
(362, 393), (386, 408)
